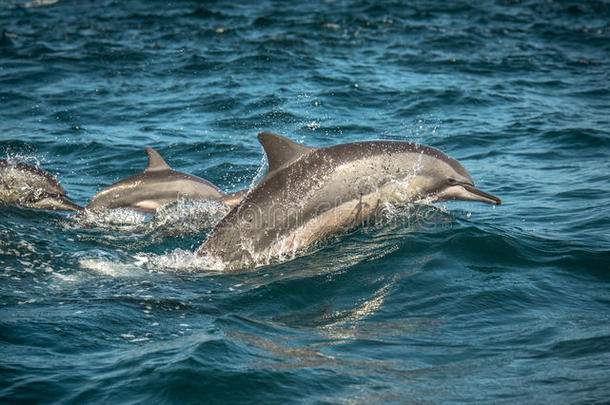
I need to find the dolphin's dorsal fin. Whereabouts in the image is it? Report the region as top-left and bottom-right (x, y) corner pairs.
(145, 147), (171, 172)
(257, 132), (314, 174)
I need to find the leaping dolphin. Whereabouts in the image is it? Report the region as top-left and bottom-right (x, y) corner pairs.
(0, 159), (83, 211)
(86, 148), (246, 213)
(197, 132), (501, 271)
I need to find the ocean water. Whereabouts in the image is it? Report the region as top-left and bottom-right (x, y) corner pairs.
(1, 0), (609, 403)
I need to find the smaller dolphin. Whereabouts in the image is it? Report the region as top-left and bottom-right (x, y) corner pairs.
(0, 159), (83, 211)
(86, 147), (245, 213)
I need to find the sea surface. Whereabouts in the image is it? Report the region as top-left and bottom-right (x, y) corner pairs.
(1, 0), (609, 403)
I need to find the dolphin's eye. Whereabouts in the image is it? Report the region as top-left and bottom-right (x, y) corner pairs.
(447, 178), (457, 184)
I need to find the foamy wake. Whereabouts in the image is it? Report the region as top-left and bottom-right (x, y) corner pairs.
(77, 248), (227, 276)
(68, 198), (230, 236)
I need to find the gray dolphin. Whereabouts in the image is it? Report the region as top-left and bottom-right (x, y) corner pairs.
(197, 132), (501, 271)
(0, 159), (83, 211)
(86, 147), (245, 213)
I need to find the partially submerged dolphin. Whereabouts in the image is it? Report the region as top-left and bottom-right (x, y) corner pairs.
(86, 147), (245, 213)
(197, 132), (501, 271)
(0, 159), (83, 211)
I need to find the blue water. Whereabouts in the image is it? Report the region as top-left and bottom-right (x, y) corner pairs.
(1, 0), (609, 403)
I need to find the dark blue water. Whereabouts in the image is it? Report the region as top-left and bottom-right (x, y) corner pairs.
(1, 0), (609, 403)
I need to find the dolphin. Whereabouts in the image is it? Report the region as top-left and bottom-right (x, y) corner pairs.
(86, 147), (245, 213)
(197, 132), (501, 271)
(0, 159), (83, 211)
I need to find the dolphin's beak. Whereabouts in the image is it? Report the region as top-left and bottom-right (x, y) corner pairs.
(58, 196), (85, 211)
(34, 195), (84, 212)
(460, 184), (501, 205)
(440, 184), (501, 205)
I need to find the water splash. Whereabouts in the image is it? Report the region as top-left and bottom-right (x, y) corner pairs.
(67, 198), (229, 238)
(249, 152), (268, 192)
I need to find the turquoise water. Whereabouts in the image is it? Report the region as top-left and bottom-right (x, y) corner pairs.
(1, 0), (609, 403)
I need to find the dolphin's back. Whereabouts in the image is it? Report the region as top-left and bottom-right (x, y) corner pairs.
(86, 169), (226, 212)
(1, 159), (65, 194)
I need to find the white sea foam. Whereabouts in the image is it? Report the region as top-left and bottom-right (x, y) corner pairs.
(78, 247), (227, 276)
(78, 257), (147, 278)
(24, 0), (58, 8)
(67, 198), (229, 238)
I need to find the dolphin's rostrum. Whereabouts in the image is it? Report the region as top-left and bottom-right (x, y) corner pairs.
(86, 147), (245, 212)
(197, 132), (501, 271)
